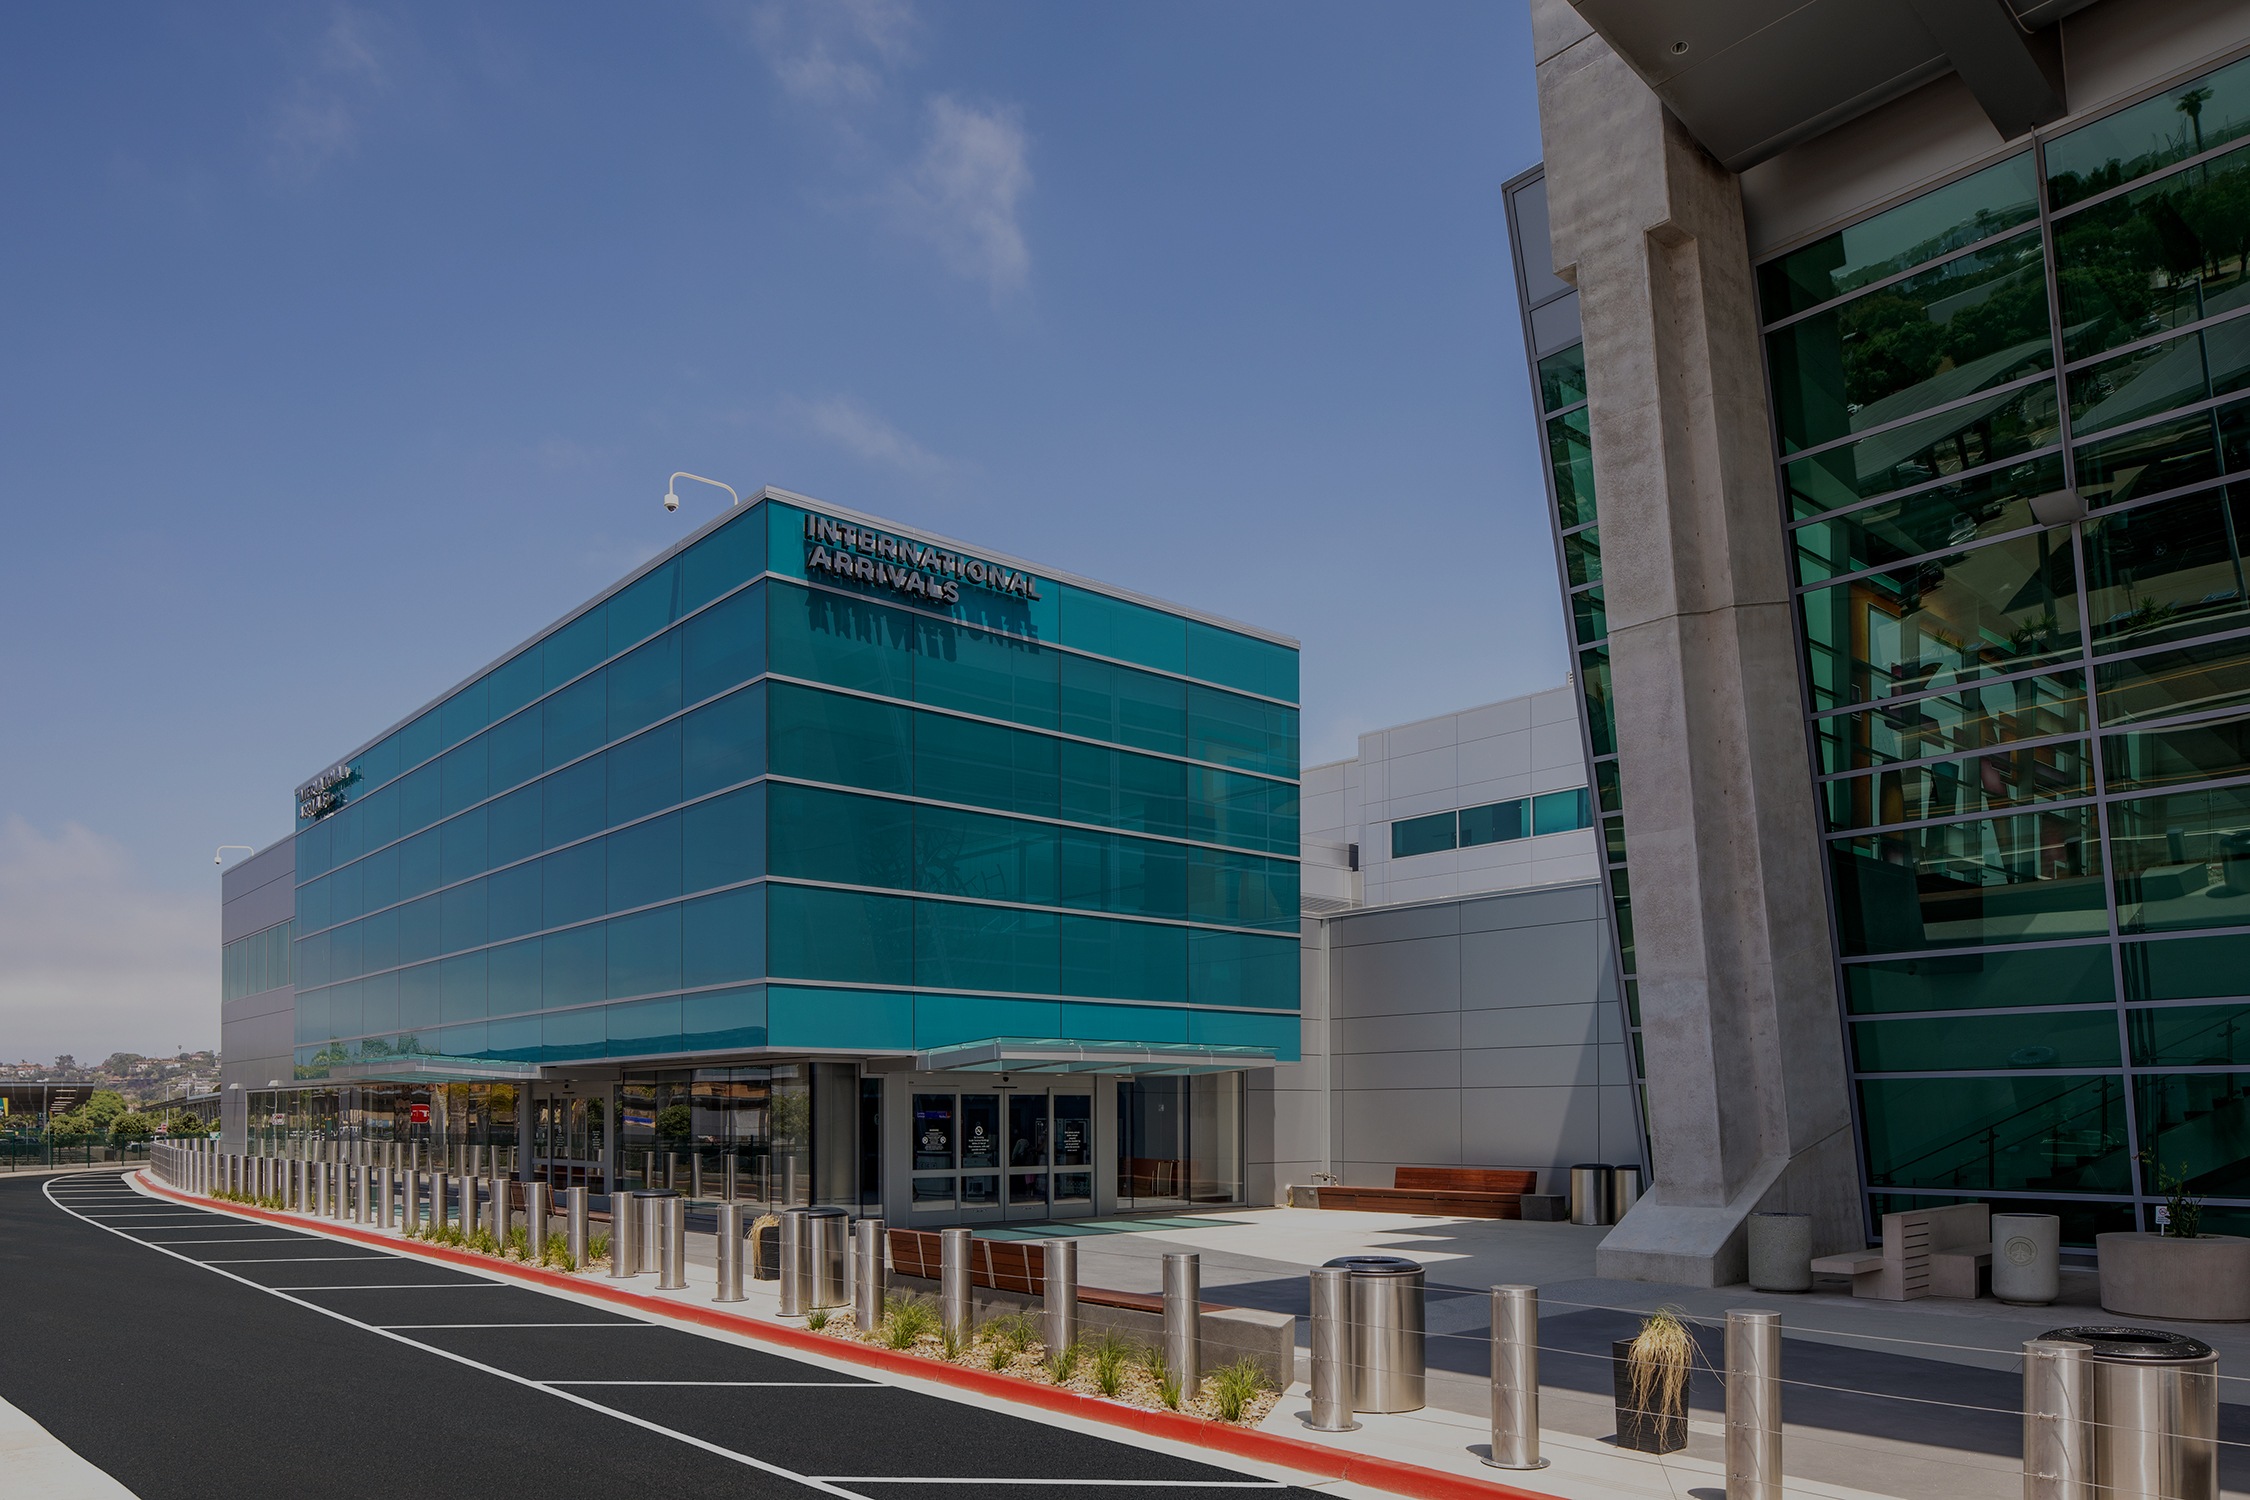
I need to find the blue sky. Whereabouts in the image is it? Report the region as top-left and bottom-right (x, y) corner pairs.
(0, 1), (1552, 1059)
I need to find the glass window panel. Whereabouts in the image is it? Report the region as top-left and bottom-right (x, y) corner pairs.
(913, 1094), (955, 1170)
(2136, 1071), (2250, 1197)
(486, 649), (543, 723)
(1851, 1010), (2121, 1071)
(2129, 1003), (2250, 1066)
(398, 827), (440, 899)
(542, 925), (604, 1008)
(683, 784), (764, 894)
(1186, 620), (1297, 703)
(607, 629), (681, 742)
(769, 784), (913, 889)
(487, 708), (542, 794)
(1784, 391), (2061, 517)
(2053, 141), (2250, 359)
(1186, 685), (1296, 777)
(606, 997), (682, 1059)
(1799, 529), (2082, 710)
(396, 893), (441, 965)
(1562, 526), (1601, 586)
(326, 860), (361, 927)
(2047, 56), (2250, 209)
(2070, 314), (2250, 436)
(1791, 474), (2051, 587)
(399, 708), (442, 772)
(440, 951), (487, 1023)
(486, 861), (542, 942)
(1580, 646), (1615, 757)
(542, 1004), (606, 1061)
(606, 812), (681, 912)
(1059, 741), (1187, 841)
(438, 679), (486, 758)
(488, 784), (542, 869)
(915, 804), (1058, 907)
(1538, 343), (1587, 415)
(439, 806), (486, 886)
(326, 921), (362, 983)
(769, 584), (916, 699)
(357, 733), (401, 794)
(1887, 755), (2090, 873)
(397, 763), (440, 838)
(359, 970), (397, 1035)
(1187, 929), (1297, 1009)
(682, 583), (765, 707)
(2103, 708), (2250, 790)
(2084, 484), (2250, 652)
(1595, 760), (1622, 814)
(1841, 942), (2117, 1014)
(543, 757), (606, 848)
(769, 682), (911, 795)
(679, 982), (766, 1050)
(1547, 407), (1595, 529)
(1532, 788), (1590, 835)
(683, 682), (765, 800)
(439, 879), (487, 954)
(1391, 810), (1456, 859)
(357, 784), (399, 852)
(1602, 813), (1626, 865)
(1187, 846), (1295, 929)
(1571, 585), (1607, 647)
(1760, 153), (2039, 318)
(680, 508), (768, 614)
(1059, 914), (1187, 1001)
(487, 938), (540, 1017)
(1820, 739), (2092, 830)
(1059, 586), (1188, 674)
(543, 608), (607, 692)
(2095, 631), (2250, 725)
(917, 617), (1058, 726)
(1768, 231), (2052, 453)
(2110, 781), (2250, 932)
(606, 906), (681, 998)
(1859, 1075), (2129, 1193)
(1828, 806), (2108, 954)
(608, 561), (680, 654)
(2076, 394), (2250, 508)
(606, 721), (682, 827)
(396, 961), (440, 1031)
(682, 886), (765, 989)
(544, 673), (606, 770)
(913, 900), (1058, 994)
(1184, 766), (1292, 853)
(1058, 654), (1188, 756)
(766, 885), (913, 985)
(542, 841), (606, 930)
(914, 711), (1060, 819)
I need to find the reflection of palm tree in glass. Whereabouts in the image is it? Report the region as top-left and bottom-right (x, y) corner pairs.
(2179, 87), (2214, 159)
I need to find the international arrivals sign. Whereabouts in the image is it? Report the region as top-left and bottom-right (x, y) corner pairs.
(801, 513), (1042, 607)
(295, 762), (356, 821)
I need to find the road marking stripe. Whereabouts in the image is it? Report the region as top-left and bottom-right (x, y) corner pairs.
(201, 1256), (400, 1264)
(541, 1380), (879, 1388)
(281, 1283), (506, 1291)
(42, 1183), (861, 1499)
(138, 1236), (325, 1245)
(377, 1322), (652, 1329)
(813, 1482), (1287, 1489)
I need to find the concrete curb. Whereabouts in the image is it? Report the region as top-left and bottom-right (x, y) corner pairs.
(136, 1171), (1558, 1500)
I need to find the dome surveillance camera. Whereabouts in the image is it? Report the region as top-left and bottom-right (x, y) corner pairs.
(664, 491), (680, 512)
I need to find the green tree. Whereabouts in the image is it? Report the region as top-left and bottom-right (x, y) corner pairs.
(110, 1113), (155, 1149)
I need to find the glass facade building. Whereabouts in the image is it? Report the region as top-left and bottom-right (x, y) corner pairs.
(257, 489), (1298, 1220)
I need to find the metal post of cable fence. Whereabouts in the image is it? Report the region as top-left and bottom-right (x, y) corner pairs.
(852, 1217), (885, 1329)
(608, 1186), (637, 1279)
(1485, 1284), (1547, 1471)
(490, 1175), (511, 1241)
(659, 1197), (687, 1291)
(1726, 1309), (1783, 1500)
(525, 1181), (549, 1262)
(1043, 1238), (1078, 1354)
(1163, 1252), (1202, 1397)
(2023, 1337), (2092, 1500)
(717, 1203), (747, 1303)
(566, 1186), (589, 1269)
(1307, 1266), (1358, 1432)
(939, 1225), (973, 1338)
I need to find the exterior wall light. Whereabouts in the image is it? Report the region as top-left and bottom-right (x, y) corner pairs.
(665, 472), (740, 513)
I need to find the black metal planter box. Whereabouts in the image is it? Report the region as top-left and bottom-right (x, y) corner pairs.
(1610, 1337), (1688, 1454)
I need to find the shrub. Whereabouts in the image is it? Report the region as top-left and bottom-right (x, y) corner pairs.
(1048, 1339), (1082, 1383)
(807, 1306), (833, 1332)
(506, 1226), (531, 1261)
(880, 1295), (938, 1350)
(1090, 1334), (1133, 1398)
(1208, 1358), (1270, 1422)
(588, 1231), (611, 1264)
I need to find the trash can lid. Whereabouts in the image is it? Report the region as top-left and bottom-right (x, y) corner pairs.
(632, 1188), (681, 1197)
(1322, 1254), (1422, 1276)
(801, 1205), (848, 1218)
(2040, 1326), (2215, 1361)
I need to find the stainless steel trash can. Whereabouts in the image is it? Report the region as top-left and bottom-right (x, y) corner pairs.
(1569, 1164), (1611, 1226)
(2043, 1326), (2218, 1500)
(1607, 1164), (1643, 1222)
(804, 1207), (849, 1310)
(1321, 1255), (1426, 1413)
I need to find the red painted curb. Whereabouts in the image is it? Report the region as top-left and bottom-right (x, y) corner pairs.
(137, 1171), (1558, 1500)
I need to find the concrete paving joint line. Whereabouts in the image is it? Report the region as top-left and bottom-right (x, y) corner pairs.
(129, 1169), (1563, 1500)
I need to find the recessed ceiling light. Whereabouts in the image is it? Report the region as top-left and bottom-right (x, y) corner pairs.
(1671, 40), (1690, 54)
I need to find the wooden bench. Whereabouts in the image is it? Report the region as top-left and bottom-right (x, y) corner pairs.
(1810, 1203), (1990, 1300)
(886, 1228), (1221, 1311)
(1315, 1167), (1538, 1219)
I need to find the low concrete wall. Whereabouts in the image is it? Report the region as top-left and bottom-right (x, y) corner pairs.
(888, 1272), (1295, 1386)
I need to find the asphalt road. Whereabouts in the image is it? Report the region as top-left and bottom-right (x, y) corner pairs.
(0, 1171), (1321, 1500)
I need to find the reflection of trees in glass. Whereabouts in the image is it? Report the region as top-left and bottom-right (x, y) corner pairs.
(655, 1103), (692, 1141)
(1836, 252), (2050, 411)
(2056, 149), (2250, 355)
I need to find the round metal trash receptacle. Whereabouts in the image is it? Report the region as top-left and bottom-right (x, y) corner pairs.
(1607, 1164), (1643, 1223)
(1322, 1255), (1425, 1413)
(1569, 1165), (1611, 1226)
(803, 1207), (850, 1310)
(2043, 1326), (2217, 1500)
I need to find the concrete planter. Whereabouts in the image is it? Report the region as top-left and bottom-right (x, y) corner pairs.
(1747, 1212), (1812, 1293)
(2096, 1233), (2250, 1321)
(1991, 1213), (2060, 1305)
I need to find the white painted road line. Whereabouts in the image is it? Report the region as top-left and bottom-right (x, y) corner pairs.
(282, 1283), (505, 1291)
(813, 1482), (1288, 1489)
(375, 1322), (652, 1330)
(139, 1236), (325, 1245)
(542, 1380), (881, 1388)
(201, 1256), (400, 1264)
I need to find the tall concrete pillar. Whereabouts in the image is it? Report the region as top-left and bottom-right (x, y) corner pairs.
(1530, 0), (1858, 1285)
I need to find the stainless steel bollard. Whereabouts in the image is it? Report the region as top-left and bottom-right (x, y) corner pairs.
(608, 1190), (637, 1278)
(566, 1186), (589, 1268)
(806, 1208), (849, 1310)
(329, 1162), (344, 1218)
(455, 1173), (474, 1234)
(355, 1163), (370, 1222)
(717, 1203), (747, 1302)
(659, 1197), (687, 1290)
(939, 1226), (973, 1338)
(854, 1218), (885, 1330)
(1725, 1309), (1783, 1500)
(638, 1192), (669, 1274)
(779, 1208), (810, 1316)
(377, 1166), (395, 1230)
(691, 1154), (705, 1200)
(723, 1155), (738, 1203)
(525, 1182), (549, 1262)
(1043, 1238), (1078, 1355)
(1307, 1266), (1359, 1431)
(489, 1176), (511, 1241)
(1485, 1285), (1547, 1470)
(2024, 1337), (2092, 1500)
(667, 1151), (683, 1191)
(1163, 1252), (1201, 1397)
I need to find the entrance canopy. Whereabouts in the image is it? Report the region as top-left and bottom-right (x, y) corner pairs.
(911, 1037), (1276, 1076)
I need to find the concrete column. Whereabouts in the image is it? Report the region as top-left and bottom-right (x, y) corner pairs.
(1530, 0), (1858, 1284)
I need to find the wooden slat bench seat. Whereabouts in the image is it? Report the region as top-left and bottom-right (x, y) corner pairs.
(885, 1228), (1223, 1309)
(1315, 1167), (1539, 1219)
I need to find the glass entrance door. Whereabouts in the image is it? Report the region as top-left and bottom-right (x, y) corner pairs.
(1004, 1092), (1050, 1220)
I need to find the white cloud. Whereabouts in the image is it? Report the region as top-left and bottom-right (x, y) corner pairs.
(787, 394), (949, 479)
(268, 5), (394, 181)
(0, 817), (213, 1062)
(890, 95), (1031, 296)
(741, 0), (917, 105)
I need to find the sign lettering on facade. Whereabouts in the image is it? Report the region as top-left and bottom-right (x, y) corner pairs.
(294, 761), (357, 821)
(801, 514), (1042, 607)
